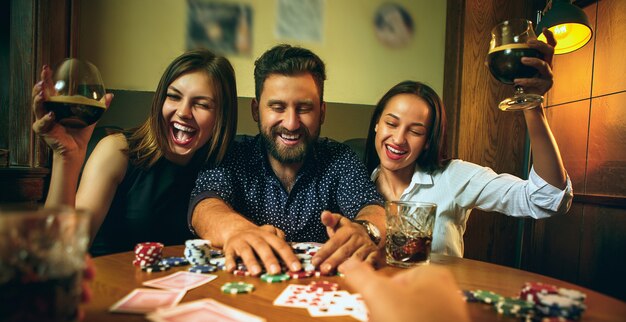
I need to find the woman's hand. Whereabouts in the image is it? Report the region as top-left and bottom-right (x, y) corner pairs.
(516, 28), (557, 97)
(32, 65), (113, 160)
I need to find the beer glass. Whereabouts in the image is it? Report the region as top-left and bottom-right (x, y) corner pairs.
(487, 19), (544, 111)
(0, 207), (91, 322)
(44, 58), (107, 128)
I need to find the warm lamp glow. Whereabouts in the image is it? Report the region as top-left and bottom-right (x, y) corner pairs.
(538, 22), (592, 54)
(536, 0), (593, 55)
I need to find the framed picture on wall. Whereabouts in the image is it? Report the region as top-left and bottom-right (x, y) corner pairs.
(187, 0), (253, 56)
(374, 3), (414, 48)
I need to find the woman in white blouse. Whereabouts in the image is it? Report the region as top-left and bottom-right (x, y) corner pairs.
(363, 30), (573, 257)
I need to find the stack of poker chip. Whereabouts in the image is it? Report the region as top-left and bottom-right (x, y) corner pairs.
(520, 282), (587, 320)
(184, 239), (213, 266)
(292, 242), (322, 272)
(535, 292), (586, 320)
(494, 297), (535, 319)
(133, 242), (164, 268)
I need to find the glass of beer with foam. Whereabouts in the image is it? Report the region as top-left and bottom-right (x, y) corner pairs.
(487, 19), (544, 111)
(44, 58), (106, 128)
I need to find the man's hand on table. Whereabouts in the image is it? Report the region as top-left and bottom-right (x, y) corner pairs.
(312, 211), (383, 275)
(222, 225), (301, 276)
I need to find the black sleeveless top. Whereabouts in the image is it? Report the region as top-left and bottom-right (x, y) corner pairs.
(89, 143), (209, 257)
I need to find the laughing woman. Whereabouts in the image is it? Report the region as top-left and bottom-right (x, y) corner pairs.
(32, 49), (238, 256)
(364, 31), (573, 257)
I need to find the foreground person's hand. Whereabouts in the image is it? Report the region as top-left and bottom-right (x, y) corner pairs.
(79, 254), (96, 321)
(339, 258), (470, 322)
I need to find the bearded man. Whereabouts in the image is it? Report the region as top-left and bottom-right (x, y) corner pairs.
(189, 44), (386, 276)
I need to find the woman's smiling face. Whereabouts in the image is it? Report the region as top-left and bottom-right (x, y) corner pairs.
(375, 93), (432, 174)
(161, 70), (217, 165)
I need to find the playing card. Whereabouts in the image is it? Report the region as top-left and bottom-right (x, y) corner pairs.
(109, 288), (185, 314)
(273, 284), (334, 308)
(307, 291), (367, 318)
(147, 298), (266, 322)
(142, 271), (217, 291)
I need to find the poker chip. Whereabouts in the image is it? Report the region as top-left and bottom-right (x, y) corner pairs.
(535, 293), (586, 320)
(287, 270), (314, 279)
(141, 263), (170, 273)
(221, 282), (255, 294)
(161, 256), (189, 267)
(461, 290), (480, 303)
(133, 242), (164, 267)
(184, 239), (213, 265)
(209, 257), (227, 270)
(495, 297), (535, 318)
(260, 273), (291, 283)
(557, 288), (586, 302)
(302, 263), (316, 272)
(473, 290), (504, 304)
(233, 269), (251, 277)
(189, 264), (217, 274)
(520, 282), (559, 304)
(308, 281), (339, 293)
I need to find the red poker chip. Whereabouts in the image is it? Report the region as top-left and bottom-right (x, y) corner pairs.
(520, 282), (559, 303)
(232, 269), (251, 276)
(287, 270), (314, 279)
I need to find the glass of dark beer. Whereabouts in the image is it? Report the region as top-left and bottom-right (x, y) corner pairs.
(487, 19), (544, 111)
(0, 207), (91, 322)
(385, 201), (437, 268)
(45, 58), (106, 128)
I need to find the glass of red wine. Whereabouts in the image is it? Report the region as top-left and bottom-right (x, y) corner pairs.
(487, 19), (544, 111)
(44, 58), (106, 128)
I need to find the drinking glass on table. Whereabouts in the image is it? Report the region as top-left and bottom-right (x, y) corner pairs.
(385, 201), (437, 267)
(487, 18), (544, 111)
(385, 201), (437, 268)
(0, 206), (91, 322)
(44, 58), (107, 128)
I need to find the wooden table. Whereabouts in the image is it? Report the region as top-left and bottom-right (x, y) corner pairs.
(85, 246), (626, 321)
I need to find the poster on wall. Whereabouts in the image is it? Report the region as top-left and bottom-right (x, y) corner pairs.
(374, 3), (414, 48)
(275, 0), (324, 42)
(187, 0), (253, 56)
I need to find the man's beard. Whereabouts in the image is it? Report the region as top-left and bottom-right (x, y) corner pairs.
(259, 124), (319, 164)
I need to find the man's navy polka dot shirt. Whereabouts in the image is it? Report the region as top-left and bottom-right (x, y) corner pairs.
(189, 135), (383, 243)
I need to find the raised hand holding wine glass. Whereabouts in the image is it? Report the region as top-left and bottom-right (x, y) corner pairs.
(32, 61), (113, 160)
(487, 19), (556, 111)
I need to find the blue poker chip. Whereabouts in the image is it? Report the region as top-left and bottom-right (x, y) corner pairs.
(161, 256), (189, 266)
(189, 264), (217, 274)
(141, 263), (170, 273)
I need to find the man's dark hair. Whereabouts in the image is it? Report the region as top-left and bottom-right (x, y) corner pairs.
(254, 44), (326, 102)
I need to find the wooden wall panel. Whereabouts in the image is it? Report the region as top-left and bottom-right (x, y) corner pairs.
(8, 0), (37, 166)
(586, 93), (626, 196)
(523, 204), (584, 283)
(578, 204), (626, 300)
(545, 100), (591, 193)
(458, 0), (534, 267)
(546, 4), (596, 107)
(592, 0), (626, 97)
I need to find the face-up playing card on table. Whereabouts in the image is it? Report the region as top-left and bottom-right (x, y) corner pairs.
(142, 271), (217, 291)
(273, 284), (336, 309)
(109, 288), (186, 314)
(307, 291), (369, 319)
(146, 298), (266, 322)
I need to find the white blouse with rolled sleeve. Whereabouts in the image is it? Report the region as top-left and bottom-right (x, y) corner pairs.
(371, 159), (573, 257)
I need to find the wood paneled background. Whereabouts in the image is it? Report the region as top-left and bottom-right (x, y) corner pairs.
(445, 0), (626, 301)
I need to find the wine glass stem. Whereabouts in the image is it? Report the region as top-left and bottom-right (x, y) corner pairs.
(514, 85), (525, 96)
